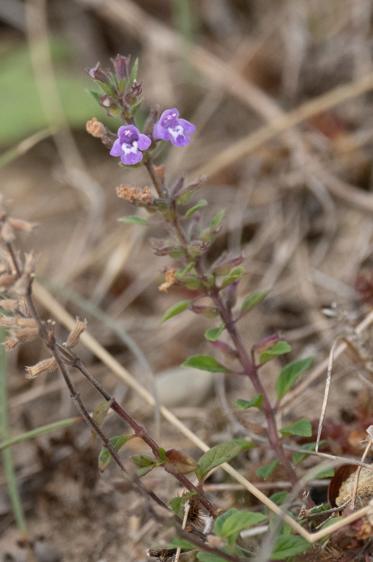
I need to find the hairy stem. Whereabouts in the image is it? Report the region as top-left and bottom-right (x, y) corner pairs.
(146, 165), (298, 485)
(4, 241), (168, 514)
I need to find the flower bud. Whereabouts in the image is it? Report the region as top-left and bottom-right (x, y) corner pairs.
(111, 54), (130, 81)
(88, 62), (108, 83)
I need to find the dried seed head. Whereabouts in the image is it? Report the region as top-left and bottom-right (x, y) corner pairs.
(116, 185), (153, 206)
(25, 357), (58, 380)
(0, 273), (17, 291)
(24, 253), (35, 275)
(158, 267), (177, 293)
(15, 317), (37, 328)
(4, 337), (19, 351)
(0, 316), (16, 328)
(15, 325), (39, 343)
(0, 299), (18, 312)
(64, 318), (87, 348)
(0, 221), (15, 243)
(86, 117), (107, 139)
(12, 275), (29, 297)
(8, 218), (37, 234)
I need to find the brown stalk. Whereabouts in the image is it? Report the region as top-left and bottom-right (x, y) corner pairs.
(3, 238), (170, 514)
(3, 225), (217, 518)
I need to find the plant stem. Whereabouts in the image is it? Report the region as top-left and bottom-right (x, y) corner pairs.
(4, 232), (217, 518)
(70, 355), (217, 516)
(4, 241), (169, 515)
(145, 160), (163, 197)
(146, 166), (298, 485)
(211, 291), (298, 485)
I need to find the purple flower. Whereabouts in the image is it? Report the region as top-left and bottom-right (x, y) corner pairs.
(153, 108), (195, 147)
(110, 125), (151, 165)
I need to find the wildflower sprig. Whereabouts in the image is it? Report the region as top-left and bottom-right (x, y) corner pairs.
(86, 55), (317, 496)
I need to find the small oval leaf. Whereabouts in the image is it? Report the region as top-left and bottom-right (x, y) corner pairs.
(98, 434), (132, 472)
(240, 291), (267, 313)
(185, 199), (208, 218)
(276, 357), (313, 400)
(162, 300), (191, 322)
(280, 419), (312, 437)
(259, 340), (292, 364)
(196, 438), (253, 481)
(118, 215), (148, 225)
(182, 355), (227, 373)
(236, 394), (263, 410)
(256, 459), (278, 480)
(204, 324), (225, 342)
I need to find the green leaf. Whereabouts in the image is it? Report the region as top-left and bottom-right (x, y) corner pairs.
(118, 215), (148, 226)
(185, 199), (208, 218)
(292, 442), (319, 464)
(98, 434), (132, 472)
(129, 57), (139, 83)
(275, 357), (313, 400)
(315, 467), (335, 479)
(197, 553), (227, 562)
(92, 400), (111, 429)
(170, 537), (195, 551)
(259, 341), (292, 364)
(256, 459), (279, 480)
(131, 454), (157, 477)
(161, 300), (191, 322)
(269, 491), (289, 506)
(271, 535), (310, 560)
(204, 325), (225, 342)
(240, 291), (267, 313)
(196, 438), (252, 481)
(214, 508), (267, 544)
(182, 355), (227, 373)
(221, 266), (245, 288)
(158, 447), (167, 463)
(280, 419), (312, 437)
(235, 394), (263, 410)
(209, 209), (225, 230)
(169, 492), (195, 517)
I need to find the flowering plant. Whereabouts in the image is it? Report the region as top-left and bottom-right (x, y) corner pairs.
(1, 53), (371, 562)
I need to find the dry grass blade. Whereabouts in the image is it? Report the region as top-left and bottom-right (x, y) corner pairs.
(315, 337), (340, 452)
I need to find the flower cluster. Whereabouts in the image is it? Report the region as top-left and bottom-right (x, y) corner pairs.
(108, 107), (195, 166)
(88, 56), (195, 166)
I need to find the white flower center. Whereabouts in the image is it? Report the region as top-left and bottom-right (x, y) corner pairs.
(122, 140), (138, 155)
(168, 125), (184, 140)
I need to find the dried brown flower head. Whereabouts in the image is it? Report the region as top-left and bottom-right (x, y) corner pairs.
(86, 117), (106, 139)
(64, 318), (87, 348)
(158, 267), (177, 293)
(116, 184), (153, 206)
(25, 357), (58, 380)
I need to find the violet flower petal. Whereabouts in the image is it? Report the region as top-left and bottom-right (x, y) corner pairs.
(153, 122), (170, 141)
(179, 118), (196, 136)
(121, 150), (143, 165)
(110, 139), (122, 157)
(138, 133), (152, 151)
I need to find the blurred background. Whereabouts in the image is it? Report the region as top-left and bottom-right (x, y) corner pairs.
(1, 1), (373, 560)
